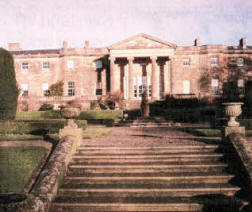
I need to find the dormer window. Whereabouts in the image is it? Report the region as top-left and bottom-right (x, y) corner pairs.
(210, 57), (218, 66)
(237, 58), (244, 67)
(183, 59), (190, 66)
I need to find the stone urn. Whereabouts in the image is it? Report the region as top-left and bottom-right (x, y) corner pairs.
(222, 102), (243, 127)
(60, 105), (81, 128)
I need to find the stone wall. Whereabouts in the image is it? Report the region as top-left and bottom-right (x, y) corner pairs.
(0, 128), (83, 212)
(228, 133), (252, 210)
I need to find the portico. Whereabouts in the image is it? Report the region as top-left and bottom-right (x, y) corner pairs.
(108, 33), (176, 101)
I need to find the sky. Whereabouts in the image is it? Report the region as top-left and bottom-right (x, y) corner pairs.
(0, 0), (251, 50)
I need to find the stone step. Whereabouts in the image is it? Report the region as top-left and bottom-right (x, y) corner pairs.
(66, 170), (230, 177)
(72, 152), (225, 159)
(68, 164), (228, 175)
(69, 161), (227, 167)
(51, 195), (243, 212)
(77, 146), (219, 154)
(63, 174), (234, 185)
(72, 156), (223, 163)
(57, 185), (239, 198)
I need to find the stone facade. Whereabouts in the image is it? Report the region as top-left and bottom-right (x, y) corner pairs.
(8, 33), (252, 110)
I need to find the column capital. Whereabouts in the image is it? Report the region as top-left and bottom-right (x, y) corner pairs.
(127, 56), (134, 62)
(109, 56), (115, 62)
(150, 56), (157, 61)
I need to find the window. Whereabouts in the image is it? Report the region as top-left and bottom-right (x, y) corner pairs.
(210, 57), (218, 66)
(42, 83), (49, 96)
(96, 82), (102, 95)
(211, 79), (219, 94)
(68, 82), (75, 96)
(67, 60), (74, 69)
(21, 84), (28, 96)
(183, 59), (190, 66)
(95, 60), (102, 69)
(237, 79), (245, 94)
(148, 85), (152, 97)
(22, 62), (29, 70)
(183, 80), (190, 94)
(237, 58), (244, 67)
(42, 61), (50, 70)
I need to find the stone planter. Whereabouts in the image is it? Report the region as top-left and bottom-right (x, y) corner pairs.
(60, 106), (81, 128)
(222, 102), (243, 127)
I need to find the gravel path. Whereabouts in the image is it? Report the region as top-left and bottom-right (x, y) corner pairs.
(83, 126), (221, 147)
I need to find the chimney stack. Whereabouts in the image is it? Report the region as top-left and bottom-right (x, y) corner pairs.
(63, 40), (68, 49)
(8, 43), (21, 51)
(84, 40), (89, 49)
(194, 38), (200, 47)
(240, 38), (247, 49)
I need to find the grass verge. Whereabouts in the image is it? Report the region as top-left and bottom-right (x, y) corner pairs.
(0, 146), (48, 193)
(0, 134), (43, 141)
(83, 127), (110, 139)
(184, 128), (252, 137)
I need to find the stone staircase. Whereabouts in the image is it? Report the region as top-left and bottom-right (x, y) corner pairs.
(50, 144), (247, 211)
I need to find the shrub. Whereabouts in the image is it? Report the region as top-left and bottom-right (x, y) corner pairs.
(39, 104), (54, 111)
(48, 81), (64, 97)
(16, 111), (61, 120)
(0, 48), (19, 119)
(0, 119), (87, 135)
(239, 119), (252, 130)
(78, 110), (123, 121)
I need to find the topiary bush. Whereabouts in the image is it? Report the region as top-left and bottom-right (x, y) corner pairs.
(0, 48), (19, 119)
(39, 104), (54, 111)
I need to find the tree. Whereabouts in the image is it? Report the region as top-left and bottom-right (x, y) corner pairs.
(48, 81), (64, 97)
(0, 48), (19, 119)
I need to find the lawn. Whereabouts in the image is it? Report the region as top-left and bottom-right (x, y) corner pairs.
(83, 127), (110, 139)
(183, 128), (252, 137)
(0, 134), (43, 141)
(0, 146), (48, 193)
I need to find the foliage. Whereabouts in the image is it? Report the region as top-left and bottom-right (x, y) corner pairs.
(0, 119), (87, 135)
(238, 119), (252, 130)
(39, 104), (54, 111)
(16, 111), (61, 120)
(0, 48), (19, 119)
(78, 110), (123, 121)
(90, 100), (99, 110)
(48, 81), (64, 96)
(99, 92), (124, 109)
(0, 146), (48, 193)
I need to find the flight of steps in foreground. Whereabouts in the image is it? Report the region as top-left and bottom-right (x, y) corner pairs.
(51, 144), (247, 211)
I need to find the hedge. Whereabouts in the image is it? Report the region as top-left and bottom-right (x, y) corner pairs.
(239, 119), (252, 130)
(16, 110), (123, 121)
(16, 111), (61, 120)
(0, 120), (87, 135)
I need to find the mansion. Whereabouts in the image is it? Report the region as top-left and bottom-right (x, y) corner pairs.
(8, 33), (252, 110)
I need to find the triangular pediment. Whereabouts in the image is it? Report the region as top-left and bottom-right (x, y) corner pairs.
(109, 33), (176, 50)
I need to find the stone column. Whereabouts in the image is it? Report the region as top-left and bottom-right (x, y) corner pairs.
(109, 57), (116, 94)
(163, 59), (169, 97)
(151, 56), (158, 100)
(102, 68), (106, 95)
(127, 57), (134, 100)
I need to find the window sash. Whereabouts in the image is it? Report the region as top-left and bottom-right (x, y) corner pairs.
(22, 62), (29, 70)
(42, 62), (50, 69)
(68, 82), (75, 96)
